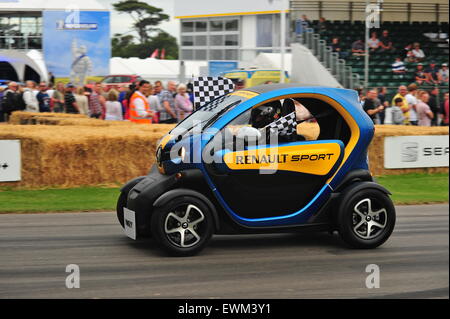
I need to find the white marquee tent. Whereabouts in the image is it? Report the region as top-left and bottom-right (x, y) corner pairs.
(0, 0), (106, 11)
(0, 49), (48, 82)
(110, 57), (208, 83)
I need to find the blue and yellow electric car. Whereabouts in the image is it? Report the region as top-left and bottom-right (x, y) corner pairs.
(117, 84), (396, 256)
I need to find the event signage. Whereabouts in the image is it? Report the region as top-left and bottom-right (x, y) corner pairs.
(43, 10), (110, 81)
(0, 140), (21, 182)
(384, 135), (449, 169)
(208, 61), (239, 77)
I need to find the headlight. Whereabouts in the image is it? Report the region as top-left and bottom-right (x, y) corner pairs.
(156, 146), (162, 166)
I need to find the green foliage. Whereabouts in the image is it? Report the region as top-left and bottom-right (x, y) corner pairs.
(113, 0), (169, 42)
(112, 32), (179, 59)
(112, 0), (178, 59)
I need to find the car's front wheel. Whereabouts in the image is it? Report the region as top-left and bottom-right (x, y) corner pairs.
(337, 188), (396, 249)
(151, 196), (214, 256)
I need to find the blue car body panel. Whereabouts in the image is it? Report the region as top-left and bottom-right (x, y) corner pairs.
(161, 86), (375, 228)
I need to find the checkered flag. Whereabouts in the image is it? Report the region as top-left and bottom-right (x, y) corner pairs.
(193, 77), (235, 110)
(264, 112), (298, 136)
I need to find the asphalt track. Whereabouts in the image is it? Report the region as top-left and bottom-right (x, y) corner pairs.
(0, 205), (448, 299)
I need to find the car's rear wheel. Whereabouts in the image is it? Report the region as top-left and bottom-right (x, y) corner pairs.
(337, 189), (396, 249)
(151, 196), (214, 257)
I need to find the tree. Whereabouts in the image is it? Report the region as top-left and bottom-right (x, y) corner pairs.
(112, 31), (179, 60)
(148, 31), (179, 60)
(111, 0), (179, 59)
(113, 0), (169, 43)
(112, 33), (135, 57)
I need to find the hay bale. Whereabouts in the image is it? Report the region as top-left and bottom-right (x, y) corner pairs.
(0, 124), (174, 189)
(9, 111), (88, 125)
(8, 111), (179, 129)
(0, 122), (447, 189)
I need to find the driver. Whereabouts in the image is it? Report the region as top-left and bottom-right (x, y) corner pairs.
(250, 101), (283, 144)
(250, 101), (282, 129)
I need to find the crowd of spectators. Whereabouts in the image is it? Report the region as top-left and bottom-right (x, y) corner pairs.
(302, 16), (449, 127)
(307, 16), (448, 83)
(359, 84), (449, 126)
(1, 78), (447, 128)
(0, 79), (195, 124)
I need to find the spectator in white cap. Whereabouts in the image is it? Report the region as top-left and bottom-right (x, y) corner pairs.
(23, 80), (39, 113)
(439, 63), (449, 84)
(411, 43), (425, 62)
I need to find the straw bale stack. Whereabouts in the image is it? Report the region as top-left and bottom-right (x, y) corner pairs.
(0, 124), (174, 189)
(0, 114), (448, 189)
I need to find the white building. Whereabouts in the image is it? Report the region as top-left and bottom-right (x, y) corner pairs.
(174, 0), (448, 66)
(0, 0), (109, 82)
(174, 0), (290, 65)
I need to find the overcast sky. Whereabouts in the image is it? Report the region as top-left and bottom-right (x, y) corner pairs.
(97, 0), (180, 40)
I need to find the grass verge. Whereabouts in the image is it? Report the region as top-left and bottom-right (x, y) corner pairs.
(0, 173), (447, 213)
(0, 187), (120, 213)
(376, 173), (448, 205)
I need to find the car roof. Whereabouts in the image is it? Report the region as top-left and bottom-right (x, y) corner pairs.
(242, 83), (340, 94)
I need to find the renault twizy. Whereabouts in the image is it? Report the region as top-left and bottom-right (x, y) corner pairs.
(117, 84), (396, 256)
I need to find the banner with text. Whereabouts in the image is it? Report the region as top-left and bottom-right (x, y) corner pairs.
(384, 135), (449, 169)
(43, 10), (110, 81)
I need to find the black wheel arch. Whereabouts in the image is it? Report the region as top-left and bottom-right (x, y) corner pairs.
(120, 176), (147, 194)
(334, 169), (374, 193)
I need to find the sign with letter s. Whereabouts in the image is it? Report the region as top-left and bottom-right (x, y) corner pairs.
(384, 135), (449, 169)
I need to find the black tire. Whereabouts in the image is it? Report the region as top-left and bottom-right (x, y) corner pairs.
(116, 191), (128, 228)
(151, 196), (214, 257)
(337, 188), (396, 249)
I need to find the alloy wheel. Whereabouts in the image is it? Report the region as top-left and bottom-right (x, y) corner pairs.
(164, 204), (206, 248)
(352, 198), (387, 240)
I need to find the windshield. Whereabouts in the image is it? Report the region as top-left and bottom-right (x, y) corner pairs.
(170, 93), (250, 136)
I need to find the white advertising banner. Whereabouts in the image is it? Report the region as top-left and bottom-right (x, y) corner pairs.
(174, 0), (289, 18)
(0, 140), (21, 182)
(384, 135), (449, 169)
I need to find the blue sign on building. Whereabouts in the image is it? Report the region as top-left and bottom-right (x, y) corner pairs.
(208, 61), (239, 77)
(43, 10), (110, 84)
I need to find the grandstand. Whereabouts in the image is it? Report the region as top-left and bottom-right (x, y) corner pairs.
(313, 20), (449, 89)
(290, 0), (449, 103)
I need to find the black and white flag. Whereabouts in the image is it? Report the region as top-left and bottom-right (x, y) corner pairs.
(192, 77), (235, 110)
(265, 112), (298, 136)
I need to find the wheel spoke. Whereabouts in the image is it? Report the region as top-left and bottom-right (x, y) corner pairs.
(184, 205), (197, 220)
(188, 228), (201, 244)
(365, 222), (373, 239)
(353, 220), (365, 233)
(179, 230), (187, 247)
(190, 215), (205, 227)
(354, 198), (370, 219)
(370, 208), (387, 219)
(372, 220), (386, 229)
(165, 227), (182, 234)
(167, 212), (183, 223)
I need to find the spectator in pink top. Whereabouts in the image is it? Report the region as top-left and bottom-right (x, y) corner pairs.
(416, 91), (434, 126)
(175, 84), (193, 121)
